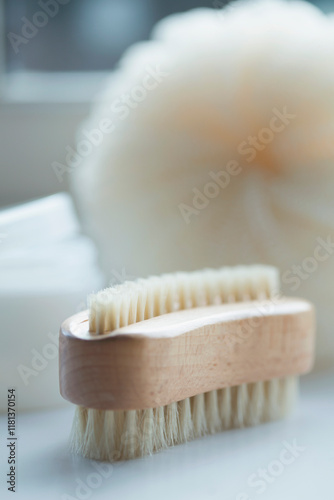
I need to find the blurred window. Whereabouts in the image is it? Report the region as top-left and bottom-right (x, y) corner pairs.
(4, 0), (331, 74)
(0, 0), (332, 209)
(4, 0), (224, 73)
(0, 0), (332, 104)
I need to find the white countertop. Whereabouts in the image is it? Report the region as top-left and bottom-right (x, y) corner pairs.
(1, 370), (333, 500)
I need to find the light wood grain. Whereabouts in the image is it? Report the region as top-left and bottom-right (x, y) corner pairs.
(59, 298), (315, 410)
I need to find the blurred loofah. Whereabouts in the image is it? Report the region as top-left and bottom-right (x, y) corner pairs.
(71, 0), (334, 370)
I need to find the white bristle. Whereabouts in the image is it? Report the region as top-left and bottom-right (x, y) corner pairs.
(178, 398), (193, 442)
(165, 402), (179, 446)
(136, 282), (147, 322)
(205, 390), (220, 434)
(192, 393), (207, 436)
(234, 383), (249, 427)
(88, 265), (279, 332)
(70, 265), (299, 462)
(70, 376), (298, 461)
(219, 386), (232, 429)
(141, 408), (154, 456)
(121, 410), (137, 459)
(247, 381), (265, 426)
(154, 407), (167, 451)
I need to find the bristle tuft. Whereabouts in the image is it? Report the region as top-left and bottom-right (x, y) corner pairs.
(87, 265), (279, 334)
(70, 376), (298, 462)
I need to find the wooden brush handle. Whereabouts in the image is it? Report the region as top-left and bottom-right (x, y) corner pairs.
(59, 298), (315, 410)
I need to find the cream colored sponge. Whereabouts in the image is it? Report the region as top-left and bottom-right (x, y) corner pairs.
(71, 0), (334, 369)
